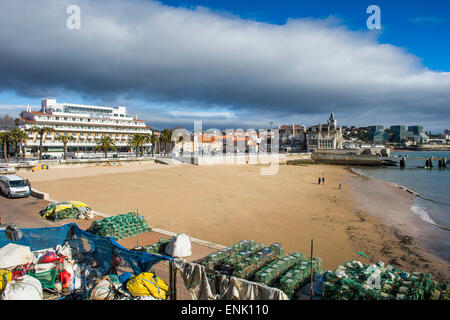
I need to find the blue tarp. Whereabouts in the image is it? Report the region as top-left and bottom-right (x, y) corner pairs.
(0, 223), (172, 275)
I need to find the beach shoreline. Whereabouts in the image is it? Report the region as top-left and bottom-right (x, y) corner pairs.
(346, 167), (449, 282)
(350, 167), (449, 231)
(19, 162), (449, 283)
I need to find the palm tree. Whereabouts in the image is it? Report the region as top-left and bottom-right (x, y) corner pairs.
(30, 126), (55, 160)
(166, 129), (175, 154)
(10, 128), (28, 161)
(141, 134), (151, 157)
(56, 135), (75, 160)
(159, 129), (173, 155)
(96, 136), (117, 158)
(150, 132), (158, 157)
(158, 131), (167, 155)
(0, 131), (13, 163)
(128, 134), (144, 157)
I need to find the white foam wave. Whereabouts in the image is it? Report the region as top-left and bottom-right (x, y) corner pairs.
(411, 202), (436, 225)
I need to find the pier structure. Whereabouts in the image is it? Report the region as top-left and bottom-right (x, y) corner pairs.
(395, 155), (448, 169)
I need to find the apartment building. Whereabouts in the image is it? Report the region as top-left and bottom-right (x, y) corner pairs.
(368, 125), (389, 143)
(390, 125), (428, 144)
(15, 98), (152, 156)
(174, 130), (264, 155)
(278, 124), (306, 152)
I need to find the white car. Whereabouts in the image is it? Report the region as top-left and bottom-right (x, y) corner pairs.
(0, 175), (31, 198)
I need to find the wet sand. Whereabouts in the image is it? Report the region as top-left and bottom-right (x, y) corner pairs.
(348, 169), (450, 282)
(20, 162), (449, 282)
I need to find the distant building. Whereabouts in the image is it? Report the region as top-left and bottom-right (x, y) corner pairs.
(390, 125), (406, 142)
(307, 112), (343, 151)
(407, 125), (423, 134)
(390, 125), (428, 144)
(278, 124), (306, 152)
(175, 130), (262, 155)
(444, 131), (450, 141)
(342, 141), (358, 149)
(408, 125), (429, 143)
(426, 138), (446, 145)
(368, 125), (388, 143)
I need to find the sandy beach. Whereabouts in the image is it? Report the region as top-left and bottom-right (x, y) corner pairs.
(20, 161), (449, 282)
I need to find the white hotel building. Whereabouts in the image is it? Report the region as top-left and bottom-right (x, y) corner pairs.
(16, 98), (152, 156)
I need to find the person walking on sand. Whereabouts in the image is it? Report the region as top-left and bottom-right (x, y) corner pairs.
(338, 183), (342, 190)
(318, 177), (321, 185)
(321, 177), (325, 185)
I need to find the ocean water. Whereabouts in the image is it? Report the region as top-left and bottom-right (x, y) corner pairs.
(353, 150), (450, 262)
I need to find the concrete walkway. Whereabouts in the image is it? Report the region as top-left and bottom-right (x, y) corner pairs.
(0, 194), (54, 228)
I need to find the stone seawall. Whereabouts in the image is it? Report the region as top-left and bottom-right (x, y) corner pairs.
(190, 154), (288, 166)
(311, 152), (395, 166)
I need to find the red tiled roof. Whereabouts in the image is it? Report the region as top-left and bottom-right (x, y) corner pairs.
(279, 124), (304, 129)
(31, 111), (50, 115)
(195, 134), (258, 143)
(17, 117), (35, 122)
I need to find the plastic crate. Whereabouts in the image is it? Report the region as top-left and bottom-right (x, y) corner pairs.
(28, 268), (58, 289)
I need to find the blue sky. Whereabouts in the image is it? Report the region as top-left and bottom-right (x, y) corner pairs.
(0, 0), (449, 132)
(162, 0), (450, 71)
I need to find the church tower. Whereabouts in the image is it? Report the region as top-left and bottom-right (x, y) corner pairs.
(328, 111), (337, 130)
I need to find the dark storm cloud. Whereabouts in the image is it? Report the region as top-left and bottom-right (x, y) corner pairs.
(0, 0), (449, 129)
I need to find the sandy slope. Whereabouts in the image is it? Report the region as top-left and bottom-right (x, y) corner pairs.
(20, 162), (449, 281)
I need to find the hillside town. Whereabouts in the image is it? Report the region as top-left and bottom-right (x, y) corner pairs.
(1, 98), (449, 161)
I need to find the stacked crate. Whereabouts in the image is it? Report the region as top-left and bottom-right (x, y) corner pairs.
(218, 242), (266, 276)
(87, 212), (151, 240)
(199, 240), (258, 270)
(254, 252), (305, 286)
(279, 257), (323, 298)
(322, 260), (450, 300)
(232, 243), (284, 280)
(144, 238), (171, 255)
